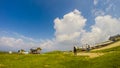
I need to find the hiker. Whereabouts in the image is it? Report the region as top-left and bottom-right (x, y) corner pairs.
(86, 44), (90, 52)
(73, 46), (77, 56)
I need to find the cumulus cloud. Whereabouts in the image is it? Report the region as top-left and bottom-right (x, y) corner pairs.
(0, 32), (41, 51)
(0, 9), (120, 52)
(38, 9), (87, 51)
(54, 9), (87, 42)
(39, 39), (55, 52)
(0, 36), (40, 51)
(51, 10), (120, 50)
(81, 15), (120, 45)
(51, 9), (86, 50)
(41, 10), (120, 51)
(0, 37), (24, 47)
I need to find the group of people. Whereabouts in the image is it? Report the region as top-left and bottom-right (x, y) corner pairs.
(73, 44), (90, 56)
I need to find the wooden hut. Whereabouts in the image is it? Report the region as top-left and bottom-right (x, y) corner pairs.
(30, 47), (42, 54)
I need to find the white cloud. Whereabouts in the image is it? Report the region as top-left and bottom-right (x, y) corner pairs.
(0, 37), (25, 51)
(0, 9), (120, 52)
(94, 0), (98, 5)
(81, 15), (120, 45)
(54, 9), (87, 42)
(13, 32), (38, 42)
(92, 0), (120, 17)
(40, 40), (54, 51)
(0, 37), (24, 47)
(53, 11), (120, 50)
(36, 9), (87, 51)
(0, 32), (41, 51)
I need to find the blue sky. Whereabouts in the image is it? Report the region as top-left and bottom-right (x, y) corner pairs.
(0, 0), (94, 39)
(0, 0), (120, 52)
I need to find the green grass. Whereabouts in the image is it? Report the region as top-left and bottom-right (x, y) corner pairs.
(0, 52), (88, 68)
(0, 51), (120, 68)
(91, 40), (120, 53)
(0, 41), (120, 68)
(91, 46), (120, 53)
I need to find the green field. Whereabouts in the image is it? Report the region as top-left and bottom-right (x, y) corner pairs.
(0, 42), (120, 68)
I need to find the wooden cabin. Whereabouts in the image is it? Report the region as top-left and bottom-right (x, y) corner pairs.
(30, 47), (42, 54)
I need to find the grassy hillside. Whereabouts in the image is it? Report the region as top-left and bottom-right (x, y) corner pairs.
(92, 40), (120, 51)
(0, 41), (120, 68)
(0, 52), (88, 68)
(91, 40), (120, 52)
(92, 46), (120, 53)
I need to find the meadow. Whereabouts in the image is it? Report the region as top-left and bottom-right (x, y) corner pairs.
(0, 42), (120, 68)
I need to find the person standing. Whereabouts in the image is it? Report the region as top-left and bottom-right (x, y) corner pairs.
(86, 44), (90, 52)
(88, 44), (90, 51)
(73, 46), (77, 56)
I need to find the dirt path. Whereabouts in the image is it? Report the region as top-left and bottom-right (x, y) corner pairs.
(77, 52), (104, 58)
(92, 41), (120, 51)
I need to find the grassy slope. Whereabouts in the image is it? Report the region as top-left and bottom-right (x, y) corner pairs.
(92, 46), (120, 53)
(0, 41), (120, 68)
(0, 52), (89, 68)
(92, 40), (120, 51)
(91, 40), (120, 53)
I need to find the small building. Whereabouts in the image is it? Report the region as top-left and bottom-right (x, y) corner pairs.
(18, 49), (25, 54)
(109, 34), (120, 41)
(30, 47), (42, 54)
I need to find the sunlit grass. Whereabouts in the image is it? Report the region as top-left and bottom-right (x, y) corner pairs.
(0, 41), (120, 68)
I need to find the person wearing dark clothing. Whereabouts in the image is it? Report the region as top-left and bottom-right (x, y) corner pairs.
(86, 44), (90, 52)
(73, 46), (77, 56)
